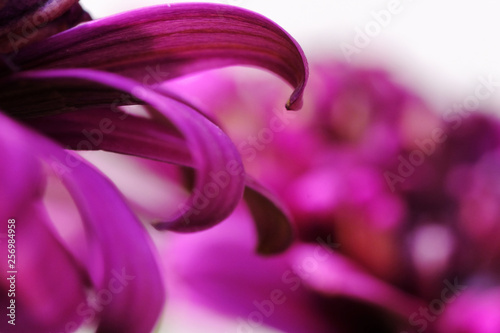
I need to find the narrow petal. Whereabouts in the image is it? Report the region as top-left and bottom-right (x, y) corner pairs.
(290, 245), (424, 318)
(165, 208), (335, 333)
(0, 200), (88, 333)
(0, 114), (87, 332)
(2, 3), (307, 109)
(12, 68), (246, 232)
(46, 146), (165, 333)
(244, 176), (294, 254)
(24, 108), (193, 167)
(0, 112), (41, 222)
(28, 104), (294, 254)
(0, 112), (165, 333)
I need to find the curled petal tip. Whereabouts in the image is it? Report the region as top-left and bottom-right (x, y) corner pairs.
(286, 95), (304, 111)
(244, 177), (294, 255)
(5, 3), (308, 111)
(286, 80), (306, 111)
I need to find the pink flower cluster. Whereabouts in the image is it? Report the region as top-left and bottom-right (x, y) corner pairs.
(164, 61), (500, 333)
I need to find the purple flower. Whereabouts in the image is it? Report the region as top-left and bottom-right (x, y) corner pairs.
(161, 60), (500, 332)
(0, 2), (308, 332)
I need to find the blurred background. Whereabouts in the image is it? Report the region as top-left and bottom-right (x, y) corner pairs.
(76, 1), (500, 332)
(81, 0), (500, 113)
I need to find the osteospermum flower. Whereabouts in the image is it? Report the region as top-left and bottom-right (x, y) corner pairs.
(161, 61), (500, 332)
(0, 1), (307, 332)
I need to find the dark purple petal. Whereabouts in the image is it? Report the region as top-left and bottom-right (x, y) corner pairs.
(0, 0), (51, 23)
(0, 1), (90, 54)
(3, 3), (307, 109)
(244, 176), (294, 254)
(0, 112), (165, 332)
(25, 108), (193, 167)
(13, 68), (246, 232)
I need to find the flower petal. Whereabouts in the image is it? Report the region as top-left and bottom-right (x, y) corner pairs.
(28, 105), (294, 254)
(0, 1), (54, 23)
(244, 176), (294, 255)
(0, 1), (90, 54)
(437, 288), (500, 332)
(0, 112), (165, 333)
(0, 113), (87, 332)
(0, 111), (41, 222)
(25, 107), (193, 167)
(165, 207), (335, 333)
(46, 147), (165, 333)
(3, 3), (307, 109)
(290, 244), (424, 318)
(12, 68), (246, 232)
(0, 199), (88, 333)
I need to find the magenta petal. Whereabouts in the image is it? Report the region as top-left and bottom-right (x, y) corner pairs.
(166, 209), (335, 333)
(26, 108), (194, 167)
(5, 3), (307, 109)
(0, 113), (165, 332)
(0, 200), (87, 333)
(437, 288), (500, 332)
(16, 68), (246, 232)
(26, 109), (295, 254)
(46, 148), (165, 333)
(0, 113), (87, 332)
(29, 108), (295, 254)
(290, 245), (424, 318)
(0, 113), (41, 222)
